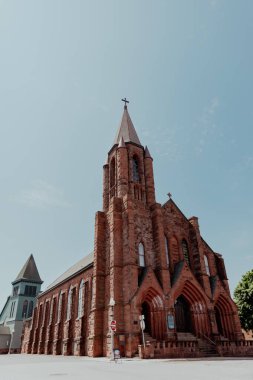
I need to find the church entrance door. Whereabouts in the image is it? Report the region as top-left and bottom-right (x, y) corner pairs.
(214, 306), (224, 336)
(142, 301), (152, 336)
(175, 295), (192, 333)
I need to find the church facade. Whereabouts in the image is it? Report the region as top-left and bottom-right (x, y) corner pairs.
(21, 105), (251, 358)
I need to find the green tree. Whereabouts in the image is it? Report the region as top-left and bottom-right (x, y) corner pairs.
(234, 269), (253, 331)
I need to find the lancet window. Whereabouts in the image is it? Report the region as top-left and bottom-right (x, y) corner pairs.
(27, 300), (33, 318)
(138, 243), (145, 267)
(132, 156), (140, 182)
(110, 157), (116, 196)
(22, 300), (28, 318)
(204, 255), (210, 276)
(78, 280), (85, 319)
(57, 291), (63, 323)
(182, 239), (190, 266)
(66, 286), (73, 321)
(165, 236), (170, 267)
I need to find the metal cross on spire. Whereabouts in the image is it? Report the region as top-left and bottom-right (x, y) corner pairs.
(121, 97), (129, 107)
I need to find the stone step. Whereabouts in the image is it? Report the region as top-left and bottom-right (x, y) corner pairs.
(177, 332), (197, 341)
(144, 333), (156, 343)
(197, 338), (218, 357)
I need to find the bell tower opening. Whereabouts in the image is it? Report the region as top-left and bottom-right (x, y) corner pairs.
(132, 155), (140, 182)
(109, 157), (116, 198)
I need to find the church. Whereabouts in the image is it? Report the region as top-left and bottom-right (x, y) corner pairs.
(0, 255), (42, 353)
(21, 103), (252, 358)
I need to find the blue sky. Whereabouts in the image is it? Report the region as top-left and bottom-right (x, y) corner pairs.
(0, 0), (252, 308)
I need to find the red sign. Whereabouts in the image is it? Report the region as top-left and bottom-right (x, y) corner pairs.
(110, 320), (116, 331)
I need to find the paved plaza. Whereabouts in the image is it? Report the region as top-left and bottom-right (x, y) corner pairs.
(0, 355), (252, 380)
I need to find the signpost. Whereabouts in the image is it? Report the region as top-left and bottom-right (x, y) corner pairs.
(139, 315), (145, 349)
(110, 320), (116, 332)
(109, 297), (115, 361)
(167, 314), (175, 329)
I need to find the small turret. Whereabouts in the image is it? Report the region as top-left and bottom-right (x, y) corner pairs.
(144, 146), (156, 206)
(117, 137), (128, 198)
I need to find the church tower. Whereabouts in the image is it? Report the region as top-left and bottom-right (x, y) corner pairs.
(102, 102), (156, 208)
(88, 102), (171, 357)
(0, 254), (42, 353)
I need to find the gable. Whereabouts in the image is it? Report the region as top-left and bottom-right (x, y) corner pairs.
(132, 268), (165, 307)
(162, 199), (191, 229)
(169, 261), (211, 306)
(0, 296), (10, 323)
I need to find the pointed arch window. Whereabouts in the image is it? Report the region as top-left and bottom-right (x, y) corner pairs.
(66, 286), (73, 321)
(49, 298), (54, 325)
(204, 255), (210, 276)
(165, 236), (170, 267)
(182, 239), (190, 266)
(132, 156), (140, 182)
(110, 158), (116, 188)
(57, 291), (63, 323)
(22, 300), (28, 318)
(138, 243), (145, 267)
(27, 300), (34, 318)
(78, 280), (85, 319)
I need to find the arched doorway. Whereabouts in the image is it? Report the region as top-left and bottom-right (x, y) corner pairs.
(142, 301), (152, 336)
(175, 295), (192, 333)
(214, 306), (223, 336)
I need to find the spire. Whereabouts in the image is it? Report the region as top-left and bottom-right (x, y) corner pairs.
(145, 146), (152, 159)
(114, 105), (142, 146)
(12, 254), (43, 285)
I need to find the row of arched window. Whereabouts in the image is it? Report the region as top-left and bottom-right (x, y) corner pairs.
(57, 279), (87, 324)
(137, 238), (210, 276)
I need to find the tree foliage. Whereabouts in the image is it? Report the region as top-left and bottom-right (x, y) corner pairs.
(234, 269), (253, 331)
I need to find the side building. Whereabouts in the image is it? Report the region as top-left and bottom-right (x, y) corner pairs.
(0, 254), (42, 353)
(21, 105), (253, 358)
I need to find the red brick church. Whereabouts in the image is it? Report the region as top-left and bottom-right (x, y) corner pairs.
(21, 103), (252, 358)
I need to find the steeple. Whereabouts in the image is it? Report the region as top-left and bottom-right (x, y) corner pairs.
(102, 102), (156, 210)
(12, 254), (43, 285)
(114, 105), (142, 146)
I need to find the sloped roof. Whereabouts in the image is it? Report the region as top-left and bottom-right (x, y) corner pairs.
(46, 252), (94, 292)
(12, 254), (42, 285)
(0, 296), (10, 320)
(0, 326), (11, 335)
(162, 198), (189, 223)
(114, 106), (142, 146)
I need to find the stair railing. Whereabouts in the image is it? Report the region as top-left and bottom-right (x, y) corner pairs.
(198, 332), (216, 346)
